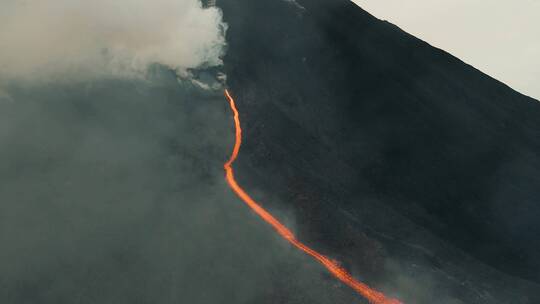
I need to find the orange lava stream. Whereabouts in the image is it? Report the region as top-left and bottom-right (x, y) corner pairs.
(223, 89), (402, 304)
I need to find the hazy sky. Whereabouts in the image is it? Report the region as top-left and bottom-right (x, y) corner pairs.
(353, 0), (540, 100)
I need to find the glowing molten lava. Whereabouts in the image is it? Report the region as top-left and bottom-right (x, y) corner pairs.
(223, 89), (402, 304)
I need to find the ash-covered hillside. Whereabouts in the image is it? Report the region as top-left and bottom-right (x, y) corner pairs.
(218, 0), (540, 303)
(1, 1), (539, 304)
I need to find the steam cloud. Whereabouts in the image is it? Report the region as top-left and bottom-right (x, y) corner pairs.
(0, 0), (227, 83)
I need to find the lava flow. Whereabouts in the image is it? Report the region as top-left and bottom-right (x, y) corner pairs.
(223, 89), (402, 304)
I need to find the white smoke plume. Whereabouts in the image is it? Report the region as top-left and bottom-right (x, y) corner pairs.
(0, 0), (227, 83)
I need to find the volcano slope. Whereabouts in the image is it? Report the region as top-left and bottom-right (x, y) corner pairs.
(218, 0), (540, 303)
(1, 73), (375, 304)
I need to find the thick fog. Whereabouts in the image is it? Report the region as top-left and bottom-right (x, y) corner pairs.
(0, 0), (226, 83)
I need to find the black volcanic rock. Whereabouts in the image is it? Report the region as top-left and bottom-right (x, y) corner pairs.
(218, 0), (540, 303)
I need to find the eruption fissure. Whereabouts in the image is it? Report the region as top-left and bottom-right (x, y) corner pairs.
(223, 89), (402, 304)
